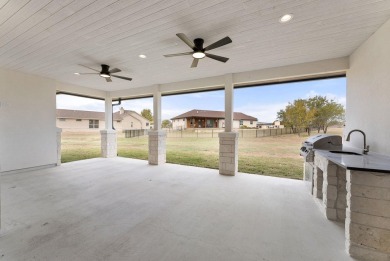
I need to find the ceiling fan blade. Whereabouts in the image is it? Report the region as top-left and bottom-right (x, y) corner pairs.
(205, 53), (229, 63)
(164, 52), (193, 57)
(204, 36), (232, 51)
(176, 33), (195, 49)
(105, 77), (112, 82)
(77, 73), (99, 75)
(109, 68), (121, 73)
(191, 58), (198, 68)
(111, 75), (132, 81)
(78, 64), (100, 72)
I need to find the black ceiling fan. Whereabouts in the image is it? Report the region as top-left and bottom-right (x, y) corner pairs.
(76, 64), (132, 82)
(164, 33), (232, 68)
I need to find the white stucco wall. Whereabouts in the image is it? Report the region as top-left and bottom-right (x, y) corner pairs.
(0, 69), (57, 172)
(346, 18), (390, 155)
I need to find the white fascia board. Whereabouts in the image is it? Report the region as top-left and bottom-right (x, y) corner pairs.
(233, 57), (349, 86)
(56, 81), (106, 99)
(109, 57), (349, 99)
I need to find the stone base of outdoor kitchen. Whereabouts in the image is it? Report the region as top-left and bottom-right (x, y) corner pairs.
(148, 130), (166, 165)
(219, 132), (238, 176)
(314, 154), (347, 222)
(313, 153), (390, 261)
(100, 130), (117, 158)
(345, 170), (390, 261)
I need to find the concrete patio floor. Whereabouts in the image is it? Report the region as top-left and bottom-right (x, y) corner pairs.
(0, 158), (354, 261)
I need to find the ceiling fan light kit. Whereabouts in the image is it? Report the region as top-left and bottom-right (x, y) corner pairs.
(164, 33), (232, 68)
(76, 64), (132, 83)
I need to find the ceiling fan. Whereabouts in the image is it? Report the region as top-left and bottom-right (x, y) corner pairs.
(76, 64), (132, 82)
(164, 33), (232, 68)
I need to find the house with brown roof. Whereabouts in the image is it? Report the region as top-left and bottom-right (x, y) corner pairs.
(171, 109), (257, 130)
(57, 107), (150, 131)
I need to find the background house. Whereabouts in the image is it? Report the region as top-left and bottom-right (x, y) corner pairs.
(257, 121), (284, 129)
(56, 107), (150, 131)
(171, 109), (257, 130)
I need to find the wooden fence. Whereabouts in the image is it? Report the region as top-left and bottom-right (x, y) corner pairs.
(165, 128), (303, 138)
(123, 129), (148, 138)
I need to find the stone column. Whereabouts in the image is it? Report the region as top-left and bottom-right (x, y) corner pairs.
(345, 170), (390, 261)
(101, 96), (117, 158)
(148, 87), (166, 165)
(219, 132), (238, 176)
(219, 74), (239, 176)
(148, 130), (166, 165)
(100, 130), (117, 158)
(56, 128), (62, 166)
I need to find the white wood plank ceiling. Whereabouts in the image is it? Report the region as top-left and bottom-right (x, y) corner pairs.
(1, 0), (390, 91)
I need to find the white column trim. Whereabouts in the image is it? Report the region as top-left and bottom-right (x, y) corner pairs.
(224, 74), (234, 132)
(153, 85), (162, 131)
(105, 94), (113, 130)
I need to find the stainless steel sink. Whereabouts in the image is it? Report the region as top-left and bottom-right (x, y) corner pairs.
(329, 150), (362, 156)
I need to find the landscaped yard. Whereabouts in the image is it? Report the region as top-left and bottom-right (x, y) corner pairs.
(61, 128), (343, 180)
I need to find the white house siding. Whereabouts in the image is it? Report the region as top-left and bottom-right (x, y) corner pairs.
(347, 17), (390, 155)
(239, 120), (256, 128)
(57, 119), (106, 131)
(56, 110), (150, 132)
(121, 111), (150, 130)
(172, 119), (186, 130)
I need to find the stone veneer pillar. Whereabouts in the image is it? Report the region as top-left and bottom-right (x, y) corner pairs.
(148, 130), (166, 165)
(345, 170), (390, 261)
(56, 128), (62, 166)
(100, 130), (117, 158)
(218, 132), (238, 176)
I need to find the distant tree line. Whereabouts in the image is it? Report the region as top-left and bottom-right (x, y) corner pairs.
(277, 96), (344, 136)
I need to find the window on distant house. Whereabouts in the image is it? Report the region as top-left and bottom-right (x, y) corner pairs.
(131, 122), (133, 127)
(250, 121), (253, 124)
(146, 122), (149, 126)
(183, 119), (185, 121)
(240, 120), (243, 125)
(76, 119), (82, 122)
(89, 120), (99, 129)
(59, 118), (66, 121)
(117, 120), (121, 123)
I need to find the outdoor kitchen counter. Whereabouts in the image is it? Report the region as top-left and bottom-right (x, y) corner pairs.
(315, 149), (390, 173)
(313, 149), (390, 261)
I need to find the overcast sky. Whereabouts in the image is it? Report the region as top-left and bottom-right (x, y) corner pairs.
(57, 77), (346, 122)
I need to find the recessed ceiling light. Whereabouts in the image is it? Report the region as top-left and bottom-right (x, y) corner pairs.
(279, 14), (293, 23)
(74, 72), (80, 75)
(139, 54), (147, 58)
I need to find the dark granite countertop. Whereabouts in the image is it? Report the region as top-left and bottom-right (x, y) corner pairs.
(315, 147), (390, 174)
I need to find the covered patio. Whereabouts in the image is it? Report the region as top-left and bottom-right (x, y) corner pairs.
(1, 157), (352, 261)
(1, 1), (390, 260)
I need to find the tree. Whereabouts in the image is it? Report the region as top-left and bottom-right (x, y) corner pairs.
(306, 96), (345, 133)
(161, 119), (172, 129)
(276, 96), (345, 135)
(141, 109), (153, 122)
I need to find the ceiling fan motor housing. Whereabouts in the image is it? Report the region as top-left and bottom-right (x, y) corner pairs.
(193, 38), (204, 52)
(100, 64), (110, 77)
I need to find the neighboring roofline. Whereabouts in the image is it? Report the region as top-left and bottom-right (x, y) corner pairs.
(171, 109), (257, 121)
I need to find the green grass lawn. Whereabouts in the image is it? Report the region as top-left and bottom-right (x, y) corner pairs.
(61, 128), (343, 180)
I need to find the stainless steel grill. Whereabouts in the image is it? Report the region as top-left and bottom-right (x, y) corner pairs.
(300, 134), (342, 192)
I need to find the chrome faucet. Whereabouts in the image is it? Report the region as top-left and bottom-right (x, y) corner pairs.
(346, 129), (369, 154)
